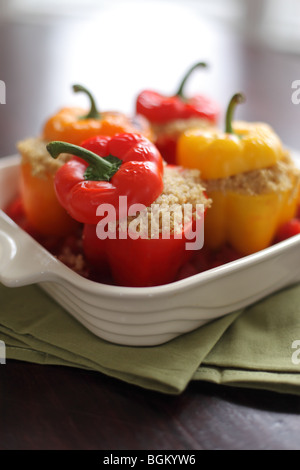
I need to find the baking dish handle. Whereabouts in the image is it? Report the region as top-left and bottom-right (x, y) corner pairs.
(0, 210), (60, 287)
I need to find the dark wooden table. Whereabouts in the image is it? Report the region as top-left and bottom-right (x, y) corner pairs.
(1, 5), (300, 451)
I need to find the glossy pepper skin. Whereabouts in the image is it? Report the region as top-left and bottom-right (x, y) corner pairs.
(48, 134), (206, 287)
(177, 93), (284, 178)
(20, 160), (79, 237)
(204, 184), (300, 255)
(177, 93), (299, 255)
(46, 133), (164, 225)
(43, 84), (153, 145)
(136, 62), (219, 164)
(19, 85), (152, 238)
(82, 211), (202, 287)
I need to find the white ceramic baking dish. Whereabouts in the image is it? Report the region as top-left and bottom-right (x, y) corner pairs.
(0, 154), (300, 346)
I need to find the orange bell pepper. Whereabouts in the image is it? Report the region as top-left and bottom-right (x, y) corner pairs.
(20, 159), (79, 237)
(18, 85), (152, 238)
(43, 84), (153, 145)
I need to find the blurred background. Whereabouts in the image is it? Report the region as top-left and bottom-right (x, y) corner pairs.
(0, 0), (299, 156)
(2, 0), (300, 52)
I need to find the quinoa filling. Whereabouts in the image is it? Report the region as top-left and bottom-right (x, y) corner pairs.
(204, 152), (300, 197)
(17, 137), (71, 178)
(152, 117), (214, 139)
(119, 165), (210, 238)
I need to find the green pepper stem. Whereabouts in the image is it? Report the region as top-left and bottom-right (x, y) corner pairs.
(175, 62), (207, 99)
(225, 93), (245, 134)
(46, 141), (122, 182)
(72, 84), (100, 119)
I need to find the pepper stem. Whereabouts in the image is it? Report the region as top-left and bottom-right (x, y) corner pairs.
(46, 141), (122, 182)
(225, 93), (246, 134)
(72, 84), (100, 120)
(174, 62), (207, 100)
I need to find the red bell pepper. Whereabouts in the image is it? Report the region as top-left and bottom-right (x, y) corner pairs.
(82, 209), (204, 287)
(46, 133), (164, 225)
(47, 134), (207, 287)
(136, 62), (219, 164)
(136, 61), (219, 123)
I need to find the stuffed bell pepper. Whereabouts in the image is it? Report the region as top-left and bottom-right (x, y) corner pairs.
(17, 84), (152, 237)
(136, 62), (219, 165)
(176, 93), (300, 255)
(47, 133), (210, 287)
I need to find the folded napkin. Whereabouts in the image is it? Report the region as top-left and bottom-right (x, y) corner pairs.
(1, 281), (300, 395)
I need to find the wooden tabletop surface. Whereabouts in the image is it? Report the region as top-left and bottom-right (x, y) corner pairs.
(1, 4), (300, 451)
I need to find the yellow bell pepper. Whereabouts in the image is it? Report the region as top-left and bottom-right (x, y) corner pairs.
(205, 173), (299, 255)
(176, 93), (284, 179)
(176, 93), (300, 255)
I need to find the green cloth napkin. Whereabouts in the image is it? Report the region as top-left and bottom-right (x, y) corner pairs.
(1, 281), (300, 395)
